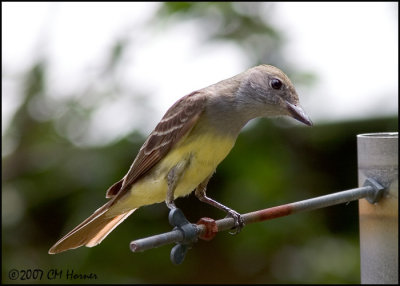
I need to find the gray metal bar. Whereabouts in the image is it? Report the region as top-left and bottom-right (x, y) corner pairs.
(130, 229), (184, 252)
(290, 186), (372, 213)
(227, 185), (375, 228)
(358, 132), (398, 284)
(130, 182), (383, 253)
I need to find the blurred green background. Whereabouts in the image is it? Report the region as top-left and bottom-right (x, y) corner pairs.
(2, 2), (398, 284)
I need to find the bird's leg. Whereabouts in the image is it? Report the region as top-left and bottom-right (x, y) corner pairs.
(166, 160), (190, 210)
(195, 176), (245, 234)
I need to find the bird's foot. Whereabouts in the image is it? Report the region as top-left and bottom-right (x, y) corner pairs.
(166, 200), (177, 210)
(225, 209), (245, 235)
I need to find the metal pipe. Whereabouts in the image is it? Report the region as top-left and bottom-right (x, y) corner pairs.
(130, 229), (184, 252)
(130, 182), (383, 253)
(357, 132), (398, 284)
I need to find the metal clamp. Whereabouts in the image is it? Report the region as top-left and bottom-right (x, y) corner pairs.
(168, 208), (198, 264)
(363, 177), (385, 204)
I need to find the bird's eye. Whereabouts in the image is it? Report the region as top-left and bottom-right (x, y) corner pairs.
(270, 78), (282, 90)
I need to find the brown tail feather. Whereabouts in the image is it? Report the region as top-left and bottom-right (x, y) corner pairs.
(48, 202), (136, 254)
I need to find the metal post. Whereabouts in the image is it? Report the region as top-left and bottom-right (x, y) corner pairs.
(357, 132), (398, 284)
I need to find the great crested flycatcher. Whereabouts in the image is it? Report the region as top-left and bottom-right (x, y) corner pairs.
(49, 64), (312, 254)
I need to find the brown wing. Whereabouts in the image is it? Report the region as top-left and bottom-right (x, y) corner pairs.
(106, 91), (207, 199)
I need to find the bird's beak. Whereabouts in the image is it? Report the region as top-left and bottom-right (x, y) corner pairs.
(285, 101), (313, 126)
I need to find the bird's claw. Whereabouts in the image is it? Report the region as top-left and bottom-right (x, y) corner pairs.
(225, 209), (245, 235)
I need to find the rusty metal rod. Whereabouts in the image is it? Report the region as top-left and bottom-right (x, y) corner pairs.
(226, 185), (374, 230)
(130, 182), (381, 253)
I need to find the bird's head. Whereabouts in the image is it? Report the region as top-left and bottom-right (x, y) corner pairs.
(236, 64), (313, 126)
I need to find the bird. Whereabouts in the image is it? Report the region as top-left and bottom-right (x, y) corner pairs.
(49, 64), (312, 254)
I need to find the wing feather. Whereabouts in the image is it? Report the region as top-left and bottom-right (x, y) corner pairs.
(106, 91), (207, 199)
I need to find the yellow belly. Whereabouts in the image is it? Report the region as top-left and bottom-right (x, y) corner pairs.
(109, 131), (235, 214)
